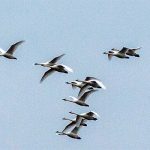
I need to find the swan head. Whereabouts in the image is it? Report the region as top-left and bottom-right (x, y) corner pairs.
(103, 52), (108, 54)
(62, 117), (68, 120)
(34, 63), (44, 66)
(62, 98), (67, 101)
(65, 81), (70, 84)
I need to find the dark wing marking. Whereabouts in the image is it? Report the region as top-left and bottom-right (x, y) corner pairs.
(62, 121), (75, 133)
(50, 54), (65, 64)
(119, 47), (129, 54)
(108, 54), (113, 60)
(85, 77), (98, 81)
(79, 89), (97, 102)
(86, 112), (94, 117)
(72, 84), (77, 89)
(7, 40), (25, 54)
(40, 69), (55, 83)
(81, 118), (87, 124)
(126, 49), (134, 55)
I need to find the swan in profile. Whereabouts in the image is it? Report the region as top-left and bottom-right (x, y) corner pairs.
(126, 47), (141, 57)
(40, 64), (73, 83)
(66, 79), (94, 92)
(69, 111), (99, 121)
(56, 117), (83, 139)
(34, 54), (65, 67)
(62, 89), (97, 107)
(0, 40), (24, 59)
(103, 47), (129, 60)
(66, 80), (85, 89)
(78, 77), (106, 96)
(108, 47), (141, 58)
(62, 116), (87, 132)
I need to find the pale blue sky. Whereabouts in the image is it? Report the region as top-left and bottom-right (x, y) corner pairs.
(0, 0), (150, 150)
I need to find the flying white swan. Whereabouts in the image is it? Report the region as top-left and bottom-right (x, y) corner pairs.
(62, 116), (87, 132)
(56, 116), (83, 139)
(103, 47), (129, 60)
(78, 77), (106, 96)
(62, 89), (97, 107)
(40, 64), (73, 83)
(0, 41), (24, 59)
(34, 54), (65, 67)
(69, 111), (99, 121)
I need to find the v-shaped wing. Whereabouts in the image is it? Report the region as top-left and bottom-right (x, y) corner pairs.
(86, 111), (94, 117)
(49, 54), (65, 64)
(79, 89), (97, 102)
(40, 69), (55, 83)
(7, 40), (24, 55)
(119, 47), (129, 54)
(78, 84), (90, 97)
(85, 76), (98, 81)
(62, 121), (75, 132)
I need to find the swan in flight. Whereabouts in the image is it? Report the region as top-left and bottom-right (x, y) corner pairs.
(34, 54), (65, 67)
(103, 47), (129, 60)
(66, 80), (85, 89)
(62, 89), (97, 107)
(62, 116), (87, 132)
(40, 64), (73, 83)
(69, 111), (99, 121)
(56, 116), (83, 139)
(78, 77), (106, 96)
(106, 47), (141, 58)
(0, 40), (24, 59)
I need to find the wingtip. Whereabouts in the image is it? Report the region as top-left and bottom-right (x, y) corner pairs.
(19, 40), (25, 44)
(40, 80), (43, 84)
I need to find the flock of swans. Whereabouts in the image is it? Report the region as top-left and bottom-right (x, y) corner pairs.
(0, 40), (141, 140)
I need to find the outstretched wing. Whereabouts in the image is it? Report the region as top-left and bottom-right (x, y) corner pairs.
(62, 121), (75, 133)
(71, 126), (81, 134)
(79, 89), (97, 102)
(78, 84), (90, 97)
(71, 117), (82, 134)
(40, 69), (55, 83)
(6, 40), (25, 54)
(75, 116), (83, 127)
(130, 47), (141, 51)
(49, 54), (65, 64)
(85, 77), (98, 81)
(119, 47), (129, 54)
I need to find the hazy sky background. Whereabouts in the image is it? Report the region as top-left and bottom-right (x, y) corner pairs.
(0, 0), (150, 150)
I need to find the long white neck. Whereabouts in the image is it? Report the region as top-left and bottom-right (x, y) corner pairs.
(63, 118), (73, 122)
(69, 112), (79, 116)
(56, 131), (67, 135)
(63, 99), (75, 103)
